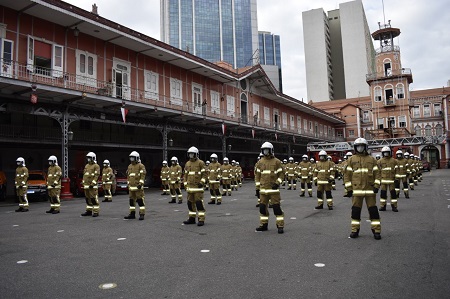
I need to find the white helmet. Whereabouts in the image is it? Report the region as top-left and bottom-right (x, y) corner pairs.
(171, 156), (178, 164)
(345, 152), (353, 157)
(319, 150), (327, 156)
(289, 157), (294, 162)
(327, 156), (332, 160)
(381, 146), (391, 157)
(223, 157), (229, 164)
(283, 159), (287, 163)
(206, 160), (210, 165)
(16, 157), (25, 167)
(302, 154), (308, 160)
(48, 155), (58, 165)
(338, 159), (342, 162)
(396, 150), (403, 157)
(210, 153), (218, 161)
(354, 137), (368, 154)
(103, 159), (110, 167)
(236, 162), (240, 165)
(310, 158), (315, 162)
(129, 151), (140, 163)
(404, 152), (410, 157)
(86, 152), (97, 163)
(187, 146), (199, 159)
(261, 142), (274, 156)
(162, 160), (168, 166)
(231, 160), (236, 164)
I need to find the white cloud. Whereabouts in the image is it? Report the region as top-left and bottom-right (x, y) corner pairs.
(65, 0), (450, 99)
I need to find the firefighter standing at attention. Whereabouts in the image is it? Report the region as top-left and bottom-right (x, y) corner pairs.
(254, 142), (284, 234)
(299, 154), (313, 197)
(101, 159), (114, 202)
(168, 156), (183, 204)
(15, 157), (29, 212)
(183, 146), (207, 226)
(46, 155), (62, 214)
(207, 153), (222, 205)
(160, 160), (170, 195)
(327, 156), (337, 190)
(405, 152), (415, 190)
(236, 161), (243, 187)
(313, 150), (335, 210)
(255, 153), (263, 207)
(394, 150), (410, 199)
(81, 152), (100, 217)
(378, 146), (399, 212)
(344, 137), (382, 240)
(124, 151), (147, 220)
(221, 157), (232, 196)
(286, 157), (297, 190)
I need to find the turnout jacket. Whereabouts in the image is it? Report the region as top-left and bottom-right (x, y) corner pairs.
(378, 157), (398, 184)
(395, 158), (410, 178)
(285, 162), (297, 178)
(344, 154), (381, 195)
(82, 163), (100, 189)
(47, 164), (62, 189)
(160, 166), (170, 182)
(15, 166), (29, 189)
(169, 164), (183, 184)
(220, 164), (233, 180)
(184, 158), (206, 192)
(255, 155), (283, 193)
(127, 162), (146, 191)
(313, 160), (335, 185)
(298, 161), (312, 179)
(101, 166), (114, 185)
(207, 161), (222, 183)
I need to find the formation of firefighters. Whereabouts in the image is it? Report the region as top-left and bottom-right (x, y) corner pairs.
(13, 137), (425, 239)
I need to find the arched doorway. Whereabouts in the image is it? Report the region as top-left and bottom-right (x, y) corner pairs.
(420, 145), (440, 169)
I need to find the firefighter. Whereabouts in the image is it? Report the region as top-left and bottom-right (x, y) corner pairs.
(81, 152), (100, 217)
(344, 137), (382, 240)
(336, 159), (343, 180)
(378, 146), (399, 212)
(183, 146), (207, 226)
(124, 151), (147, 220)
(160, 160), (170, 195)
(413, 155), (420, 185)
(46, 155), (62, 214)
(221, 157), (232, 196)
(286, 157), (297, 190)
(236, 161), (243, 187)
(255, 153), (263, 207)
(231, 160), (238, 191)
(101, 159), (114, 202)
(405, 152), (415, 190)
(395, 150), (410, 199)
(15, 157), (29, 212)
(299, 154), (313, 197)
(207, 153), (222, 205)
(327, 156), (337, 190)
(254, 142), (284, 234)
(376, 154), (381, 161)
(313, 150), (335, 210)
(281, 159), (288, 187)
(416, 155), (423, 182)
(204, 160), (210, 190)
(168, 156), (183, 204)
(341, 152), (352, 193)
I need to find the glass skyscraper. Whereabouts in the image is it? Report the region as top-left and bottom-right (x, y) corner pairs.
(258, 31), (282, 92)
(161, 0), (259, 69)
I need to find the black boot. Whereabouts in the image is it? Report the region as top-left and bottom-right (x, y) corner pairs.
(350, 231), (359, 238)
(46, 208), (54, 213)
(405, 194), (410, 199)
(299, 193), (305, 197)
(124, 211), (136, 219)
(139, 214), (144, 220)
(314, 204), (323, 210)
(52, 210), (60, 214)
(255, 223), (268, 232)
(168, 199), (176, 204)
(207, 200), (216, 205)
(255, 203), (260, 207)
(216, 201), (221, 205)
(81, 211), (92, 216)
(92, 212), (99, 217)
(379, 206), (386, 211)
(15, 207), (24, 212)
(197, 221), (204, 226)
(277, 227), (284, 234)
(373, 232), (382, 240)
(178, 200), (183, 204)
(391, 205), (398, 212)
(328, 205), (333, 210)
(183, 217), (196, 225)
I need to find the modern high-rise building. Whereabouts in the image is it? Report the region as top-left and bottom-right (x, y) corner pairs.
(160, 0), (259, 69)
(258, 31), (282, 92)
(302, 0), (375, 102)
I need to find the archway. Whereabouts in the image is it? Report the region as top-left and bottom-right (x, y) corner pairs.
(420, 145), (440, 169)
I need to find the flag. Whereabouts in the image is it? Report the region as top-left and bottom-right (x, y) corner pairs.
(252, 129), (255, 139)
(275, 133), (278, 141)
(222, 123), (226, 135)
(30, 94), (38, 104)
(293, 136), (296, 143)
(121, 104), (128, 123)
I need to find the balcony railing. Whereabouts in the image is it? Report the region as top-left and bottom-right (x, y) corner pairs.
(0, 59), (344, 142)
(366, 68), (412, 81)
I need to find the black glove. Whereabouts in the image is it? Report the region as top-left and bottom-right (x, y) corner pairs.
(18, 185), (23, 189)
(175, 180), (179, 184)
(373, 187), (379, 194)
(255, 189), (260, 197)
(137, 185), (142, 189)
(314, 181), (317, 186)
(344, 190), (353, 198)
(89, 185), (94, 189)
(394, 179), (399, 186)
(328, 178), (333, 183)
(51, 184), (56, 188)
(271, 183), (279, 190)
(197, 183), (204, 188)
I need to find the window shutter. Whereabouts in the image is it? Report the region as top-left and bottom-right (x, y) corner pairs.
(27, 36), (34, 72)
(52, 44), (63, 77)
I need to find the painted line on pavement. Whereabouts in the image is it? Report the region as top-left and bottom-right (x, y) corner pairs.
(99, 283), (117, 290)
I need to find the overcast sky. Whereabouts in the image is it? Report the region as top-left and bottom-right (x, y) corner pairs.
(65, 0), (450, 102)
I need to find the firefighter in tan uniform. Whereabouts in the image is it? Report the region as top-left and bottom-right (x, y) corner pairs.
(15, 157), (29, 212)
(255, 153), (263, 207)
(81, 152), (100, 217)
(168, 156), (183, 204)
(46, 155), (62, 214)
(344, 138), (382, 240)
(313, 150), (335, 210)
(286, 157), (297, 190)
(101, 159), (114, 202)
(281, 159), (288, 188)
(204, 160), (210, 191)
(394, 150), (410, 199)
(160, 160), (170, 195)
(341, 152), (352, 194)
(378, 146), (399, 212)
(231, 160), (238, 191)
(327, 156), (337, 190)
(207, 153), (222, 205)
(124, 151), (147, 220)
(183, 146), (207, 226)
(255, 142), (285, 234)
(413, 155), (420, 185)
(299, 154), (313, 197)
(221, 158), (232, 196)
(236, 162), (243, 187)
(405, 153), (415, 190)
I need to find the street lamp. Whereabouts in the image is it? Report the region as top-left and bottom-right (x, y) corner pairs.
(228, 144), (232, 152)
(68, 130), (74, 141)
(168, 138), (173, 147)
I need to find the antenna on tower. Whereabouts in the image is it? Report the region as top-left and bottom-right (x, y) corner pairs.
(381, 0), (386, 25)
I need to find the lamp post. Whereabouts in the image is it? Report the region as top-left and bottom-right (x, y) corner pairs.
(168, 138), (173, 147)
(60, 128), (73, 199)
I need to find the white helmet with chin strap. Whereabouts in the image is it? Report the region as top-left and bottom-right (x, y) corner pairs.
(129, 151), (140, 163)
(354, 137), (368, 154)
(381, 146), (391, 157)
(302, 154), (308, 161)
(86, 152), (97, 163)
(16, 157), (25, 167)
(223, 157), (229, 164)
(261, 142), (274, 156)
(103, 159), (110, 167)
(49, 155), (58, 165)
(187, 146), (199, 159)
(318, 150), (327, 161)
(171, 156), (178, 164)
(210, 153), (218, 161)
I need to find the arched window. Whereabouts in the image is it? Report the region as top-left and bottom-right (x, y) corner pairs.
(396, 83), (405, 99)
(425, 125), (432, 136)
(374, 86), (382, 102)
(435, 124), (443, 136)
(415, 126), (422, 137)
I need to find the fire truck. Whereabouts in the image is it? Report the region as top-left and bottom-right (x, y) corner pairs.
(307, 142), (353, 163)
